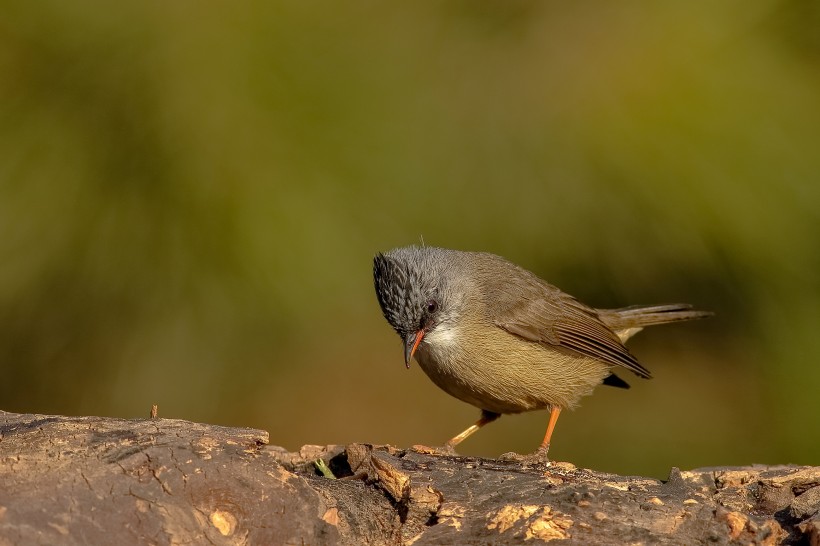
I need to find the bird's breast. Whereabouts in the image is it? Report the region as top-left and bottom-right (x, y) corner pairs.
(414, 321), (611, 414)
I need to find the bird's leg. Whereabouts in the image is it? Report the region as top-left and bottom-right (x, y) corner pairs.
(536, 406), (562, 457)
(411, 410), (500, 456)
(444, 410), (501, 450)
(499, 406), (562, 464)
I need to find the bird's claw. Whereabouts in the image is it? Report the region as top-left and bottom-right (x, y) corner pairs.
(410, 444), (458, 456)
(498, 447), (552, 466)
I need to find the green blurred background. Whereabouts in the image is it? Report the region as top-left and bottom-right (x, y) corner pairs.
(1, 2), (818, 478)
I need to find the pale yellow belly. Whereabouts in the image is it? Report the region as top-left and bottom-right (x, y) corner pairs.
(415, 324), (611, 414)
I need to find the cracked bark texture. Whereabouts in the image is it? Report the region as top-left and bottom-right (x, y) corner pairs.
(2, 411), (819, 545)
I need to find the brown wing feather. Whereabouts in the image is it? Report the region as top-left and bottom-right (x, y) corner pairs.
(487, 270), (652, 379)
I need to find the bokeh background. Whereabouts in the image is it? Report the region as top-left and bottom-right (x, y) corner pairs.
(2, 2), (818, 478)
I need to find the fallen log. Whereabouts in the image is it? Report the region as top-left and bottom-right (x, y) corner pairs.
(1, 411), (817, 545)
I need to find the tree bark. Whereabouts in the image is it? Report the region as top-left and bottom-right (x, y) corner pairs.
(1, 411), (817, 545)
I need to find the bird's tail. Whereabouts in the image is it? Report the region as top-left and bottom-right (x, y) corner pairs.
(598, 304), (713, 342)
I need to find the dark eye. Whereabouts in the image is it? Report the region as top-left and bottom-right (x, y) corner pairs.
(426, 300), (438, 314)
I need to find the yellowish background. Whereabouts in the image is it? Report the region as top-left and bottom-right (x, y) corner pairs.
(2, 2), (818, 477)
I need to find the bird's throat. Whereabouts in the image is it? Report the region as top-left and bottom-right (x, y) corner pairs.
(421, 323), (459, 349)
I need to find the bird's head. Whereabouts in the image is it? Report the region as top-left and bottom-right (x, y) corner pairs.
(373, 246), (463, 368)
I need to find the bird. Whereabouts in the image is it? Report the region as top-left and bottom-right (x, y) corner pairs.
(372, 245), (712, 459)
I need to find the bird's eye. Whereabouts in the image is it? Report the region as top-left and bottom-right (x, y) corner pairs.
(426, 300), (438, 314)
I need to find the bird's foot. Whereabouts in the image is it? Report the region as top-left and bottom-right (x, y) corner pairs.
(409, 444), (458, 456)
(498, 445), (552, 466)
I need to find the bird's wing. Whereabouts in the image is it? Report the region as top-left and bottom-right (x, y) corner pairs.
(491, 281), (652, 379)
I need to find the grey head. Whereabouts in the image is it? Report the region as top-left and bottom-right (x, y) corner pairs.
(373, 246), (465, 368)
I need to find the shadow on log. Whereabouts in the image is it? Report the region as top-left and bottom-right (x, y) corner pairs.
(1, 410), (818, 545)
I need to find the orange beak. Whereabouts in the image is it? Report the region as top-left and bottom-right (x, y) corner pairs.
(403, 329), (425, 369)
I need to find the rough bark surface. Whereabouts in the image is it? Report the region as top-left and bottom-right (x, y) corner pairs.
(1, 411), (818, 545)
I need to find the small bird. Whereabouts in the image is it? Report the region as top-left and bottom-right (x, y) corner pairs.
(373, 246), (711, 459)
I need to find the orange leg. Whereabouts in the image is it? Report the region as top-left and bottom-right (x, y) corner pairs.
(445, 410), (501, 449)
(538, 407), (562, 454)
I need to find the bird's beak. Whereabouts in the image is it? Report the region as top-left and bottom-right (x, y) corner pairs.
(404, 329), (425, 369)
